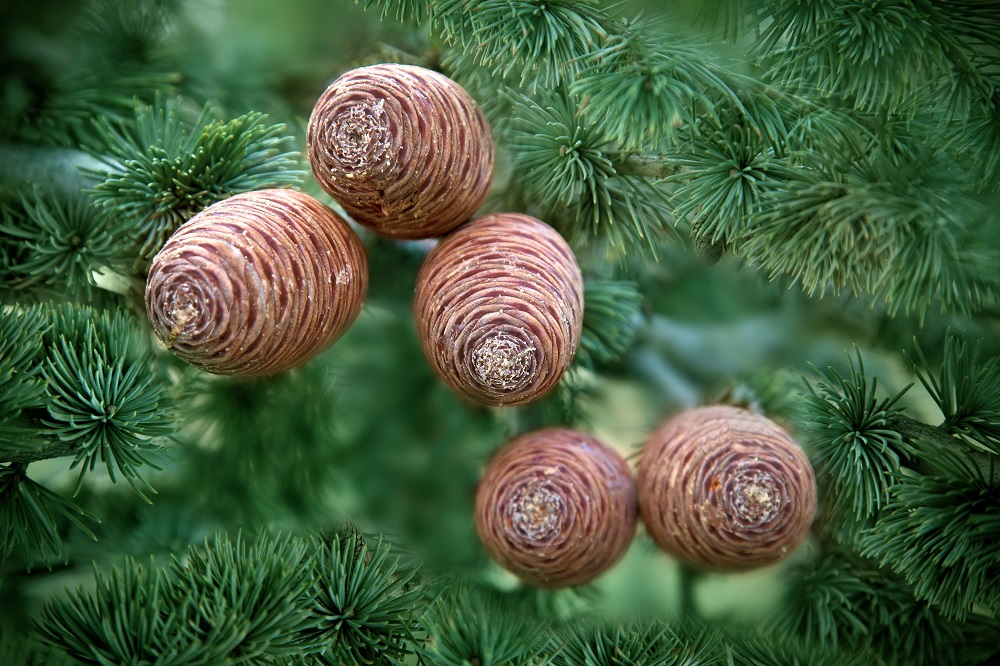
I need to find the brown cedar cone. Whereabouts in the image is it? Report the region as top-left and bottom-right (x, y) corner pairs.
(413, 213), (583, 406)
(475, 428), (637, 588)
(307, 63), (495, 239)
(145, 189), (367, 376)
(637, 405), (817, 571)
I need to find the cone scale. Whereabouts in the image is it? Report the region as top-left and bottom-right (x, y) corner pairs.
(414, 213), (583, 407)
(637, 405), (817, 571)
(307, 63), (495, 239)
(475, 428), (638, 588)
(145, 189), (367, 376)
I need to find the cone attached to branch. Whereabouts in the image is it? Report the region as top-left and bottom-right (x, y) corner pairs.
(475, 428), (637, 588)
(414, 213), (583, 406)
(307, 63), (495, 239)
(145, 189), (367, 376)
(637, 405), (817, 570)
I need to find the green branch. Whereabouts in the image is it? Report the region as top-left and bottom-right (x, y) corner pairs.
(2, 305), (173, 500)
(860, 464), (1000, 622)
(802, 352), (916, 531)
(502, 88), (674, 254)
(888, 414), (963, 459)
(613, 152), (683, 179)
(1, 188), (133, 300)
(36, 532), (420, 665)
(772, 544), (981, 664)
(1, 462), (97, 567)
(87, 98), (303, 263)
(1, 439), (79, 466)
(886, 413), (1000, 485)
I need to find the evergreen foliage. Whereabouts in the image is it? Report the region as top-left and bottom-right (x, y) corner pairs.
(415, 585), (552, 666)
(799, 335), (1000, 645)
(772, 545), (986, 666)
(0, 0), (183, 147)
(861, 466), (1000, 622)
(35, 531), (418, 665)
(0, 303), (171, 566)
(909, 336), (1000, 454)
(303, 532), (421, 665)
(41, 305), (172, 499)
(2, 0), (999, 664)
(571, 15), (737, 149)
(87, 99), (302, 261)
(578, 279), (643, 368)
(552, 616), (723, 666)
(0, 190), (130, 300)
(747, 0), (997, 116)
(0, 463), (97, 567)
(0, 632), (76, 666)
(446, 0), (606, 88)
(177, 363), (344, 525)
(802, 352), (914, 529)
(727, 637), (871, 666)
(0, 307), (48, 450)
(503, 87), (673, 252)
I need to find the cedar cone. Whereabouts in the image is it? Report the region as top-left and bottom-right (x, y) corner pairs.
(475, 428), (637, 588)
(637, 405), (816, 571)
(413, 213), (583, 406)
(307, 63), (495, 239)
(145, 189), (367, 376)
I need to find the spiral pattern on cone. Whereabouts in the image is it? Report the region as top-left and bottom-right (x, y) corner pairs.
(307, 63), (495, 239)
(145, 189), (367, 376)
(475, 428), (637, 588)
(414, 213), (583, 406)
(637, 405), (817, 571)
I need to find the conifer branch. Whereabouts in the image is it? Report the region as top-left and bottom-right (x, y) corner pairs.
(803, 336), (1000, 537)
(0, 306), (48, 447)
(553, 615), (724, 666)
(1, 305), (173, 501)
(772, 545), (981, 666)
(0, 188), (133, 301)
(770, 546), (873, 650)
(1, 439), (80, 466)
(13, 70), (183, 149)
(802, 331), (1000, 625)
(801, 352), (914, 531)
(501, 88), (673, 254)
(860, 468), (1000, 622)
(36, 532), (420, 665)
(885, 414), (1000, 486)
(577, 279), (643, 368)
(748, 0), (999, 116)
(1, 462), (97, 567)
(886, 413), (963, 458)
(907, 335), (1000, 454)
(86, 97), (303, 264)
(415, 584), (552, 666)
(570, 13), (734, 149)
(612, 153), (682, 179)
(2, 0), (182, 147)
(431, 0), (607, 88)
